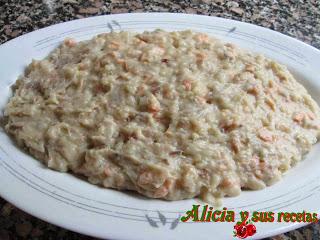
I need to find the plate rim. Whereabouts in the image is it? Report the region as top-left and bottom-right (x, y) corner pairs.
(0, 12), (320, 240)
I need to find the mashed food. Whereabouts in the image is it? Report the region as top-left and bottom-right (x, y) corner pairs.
(4, 30), (320, 203)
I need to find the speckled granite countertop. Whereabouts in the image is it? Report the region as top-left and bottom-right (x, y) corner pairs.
(0, 0), (320, 239)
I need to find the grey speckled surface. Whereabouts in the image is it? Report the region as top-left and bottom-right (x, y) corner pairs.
(0, 0), (320, 239)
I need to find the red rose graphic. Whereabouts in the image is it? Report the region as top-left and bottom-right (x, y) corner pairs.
(235, 224), (248, 239)
(234, 222), (245, 231)
(246, 224), (256, 236)
(233, 221), (256, 239)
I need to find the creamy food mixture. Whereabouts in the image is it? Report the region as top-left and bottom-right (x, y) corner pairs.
(4, 30), (320, 204)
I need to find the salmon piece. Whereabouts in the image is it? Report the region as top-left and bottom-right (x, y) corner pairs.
(138, 171), (153, 185)
(259, 160), (266, 169)
(250, 155), (260, 168)
(104, 164), (111, 176)
(137, 170), (168, 197)
(247, 86), (259, 96)
(293, 113), (305, 124)
(108, 51), (117, 58)
(245, 64), (255, 73)
(230, 138), (240, 153)
(183, 80), (192, 91)
(64, 38), (77, 47)
(220, 122), (239, 133)
(265, 98), (275, 111)
(115, 58), (125, 64)
(150, 82), (160, 94)
(293, 112), (316, 124)
(196, 53), (206, 65)
(308, 112), (316, 120)
(220, 179), (234, 188)
(153, 180), (171, 198)
(199, 169), (210, 180)
(109, 41), (120, 50)
(78, 63), (87, 70)
(94, 83), (110, 94)
(197, 33), (209, 43)
(137, 85), (145, 96)
(122, 61), (129, 72)
(258, 129), (274, 142)
(162, 87), (171, 99)
(148, 104), (160, 113)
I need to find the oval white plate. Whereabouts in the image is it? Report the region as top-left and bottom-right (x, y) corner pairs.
(0, 13), (320, 240)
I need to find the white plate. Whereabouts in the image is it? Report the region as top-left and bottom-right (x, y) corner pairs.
(0, 13), (320, 240)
